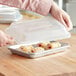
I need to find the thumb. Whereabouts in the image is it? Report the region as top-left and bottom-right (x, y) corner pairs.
(7, 38), (15, 45)
(58, 15), (68, 29)
(62, 15), (73, 31)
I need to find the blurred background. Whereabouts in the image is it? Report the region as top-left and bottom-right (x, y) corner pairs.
(54, 0), (76, 33)
(0, 0), (76, 33)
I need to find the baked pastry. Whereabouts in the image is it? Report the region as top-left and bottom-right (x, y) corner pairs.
(34, 47), (44, 53)
(20, 45), (35, 53)
(19, 41), (61, 53)
(45, 41), (61, 50)
(37, 42), (50, 49)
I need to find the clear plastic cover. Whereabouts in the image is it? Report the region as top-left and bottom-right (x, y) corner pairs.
(6, 16), (71, 44)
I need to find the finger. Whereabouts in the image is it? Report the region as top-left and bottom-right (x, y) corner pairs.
(0, 44), (4, 47)
(0, 41), (6, 47)
(7, 39), (15, 45)
(58, 14), (72, 31)
(6, 35), (15, 44)
(63, 15), (73, 31)
(6, 35), (13, 40)
(57, 14), (67, 28)
(0, 38), (8, 47)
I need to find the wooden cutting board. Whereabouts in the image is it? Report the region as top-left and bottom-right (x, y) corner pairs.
(0, 16), (76, 76)
(0, 33), (76, 76)
(0, 34), (76, 76)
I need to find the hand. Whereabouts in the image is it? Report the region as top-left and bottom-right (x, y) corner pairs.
(50, 2), (73, 31)
(0, 30), (14, 47)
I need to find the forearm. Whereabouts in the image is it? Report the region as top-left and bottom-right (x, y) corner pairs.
(50, 1), (60, 13)
(0, 0), (53, 15)
(25, 0), (53, 15)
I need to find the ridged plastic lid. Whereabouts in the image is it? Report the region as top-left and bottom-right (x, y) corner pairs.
(6, 16), (71, 44)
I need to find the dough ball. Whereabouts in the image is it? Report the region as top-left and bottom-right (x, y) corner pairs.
(37, 42), (50, 49)
(31, 47), (44, 53)
(20, 45), (35, 53)
(45, 42), (61, 50)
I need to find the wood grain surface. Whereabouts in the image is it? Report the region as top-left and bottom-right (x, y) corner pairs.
(0, 15), (76, 76)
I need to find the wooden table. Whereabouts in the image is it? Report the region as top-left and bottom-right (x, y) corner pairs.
(0, 19), (76, 76)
